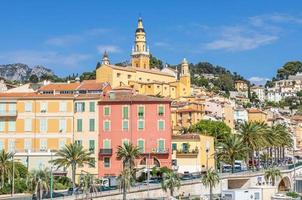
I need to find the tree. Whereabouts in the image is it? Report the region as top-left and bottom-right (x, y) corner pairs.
(216, 134), (247, 173)
(202, 169), (220, 200)
(264, 168), (282, 186)
(50, 143), (94, 193)
(239, 121), (267, 170)
(28, 169), (50, 200)
(150, 54), (164, 69)
(0, 150), (13, 188)
(29, 74), (39, 83)
(79, 173), (98, 199)
(116, 143), (141, 170)
(160, 170), (180, 197)
(117, 168), (135, 200)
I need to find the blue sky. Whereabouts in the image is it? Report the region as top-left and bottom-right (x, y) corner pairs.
(0, 0), (302, 84)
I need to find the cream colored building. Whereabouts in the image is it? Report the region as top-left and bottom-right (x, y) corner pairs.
(96, 18), (191, 99)
(172, 134), (215, 173)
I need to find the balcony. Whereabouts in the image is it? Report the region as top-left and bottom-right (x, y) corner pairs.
(99, 148), (113, 155)
(0, 110), (17, 117)
(176, 149), (199, 158)
(141, 148), (170, 155)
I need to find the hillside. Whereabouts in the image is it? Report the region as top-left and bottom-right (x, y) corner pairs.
(0, 63), (54, 82)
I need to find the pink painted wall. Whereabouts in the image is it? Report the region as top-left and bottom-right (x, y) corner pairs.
(98, 101), (172, 177)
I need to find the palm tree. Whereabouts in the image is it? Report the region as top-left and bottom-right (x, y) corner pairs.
(28, 169), (50, 200)
(117, 168), (135, 200)
(202, 169), (219, 200)
(160, 170), (181, 198)
(80, 173), (98, 200)
(116, 143), (141, 170)
(50, 143), (94, 193)
(0, 150), (14, 188)
(264, 167), (282, 186)
(239, 121), (267, 170)
(216, 134), (247, 173)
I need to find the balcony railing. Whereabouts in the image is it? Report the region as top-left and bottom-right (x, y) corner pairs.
(176, 149), (199, 157)
(141, 148), (170, 155)
(99, 148), (113, 155)
(0, 110), (17, 117)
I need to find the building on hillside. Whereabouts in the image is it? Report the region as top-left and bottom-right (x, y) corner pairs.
(171, 101), (204, 134)
(0, 80), (8, 92)
(248, 108), (268, 123)
(234, 80), (248, 92)
(250, 86), (266, 102)
(0, 81), (108, 177)
(171, 134), (215, 173)
(98, 90), (172, 177)
(234, 107), (248, 124)
(95, 18), (191, 99)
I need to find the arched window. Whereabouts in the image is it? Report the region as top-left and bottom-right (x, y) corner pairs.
(153, 157), (160, 167)
(140, 157), (146, 165)
(136, 45), (139, 51)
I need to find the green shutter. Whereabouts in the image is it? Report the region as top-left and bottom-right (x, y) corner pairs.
(77, 119), (82, 132)
(104, 106), (110, 116)
(89, 118), (95, 132)
(172, 143), (177, 151)
(89, 102), (95, 112)
(104, 121), (110, 131)
(158, 120), (164, 130)
(123, 106), (129, 119)
(138, 140), (144, 153)
(158, 140), (164, 151)
(104, 140), (110, 149)
(138, 120), (144, 130)
(158, 106), (164, 116)
(123, 120), (128, 130)
(89, 140), (95, 152)
(138, 106), (144, 119)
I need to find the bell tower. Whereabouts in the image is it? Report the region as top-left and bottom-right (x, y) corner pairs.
(180, 58), (191, 96)
(131, 17), (150, 69)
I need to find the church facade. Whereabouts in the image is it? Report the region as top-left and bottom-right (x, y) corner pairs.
(96, 18), (191, 99)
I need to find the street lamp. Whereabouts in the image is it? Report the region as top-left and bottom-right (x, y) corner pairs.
(206, 141), (210, 171)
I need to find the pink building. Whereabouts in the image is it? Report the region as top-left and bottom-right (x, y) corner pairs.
(98, 90), (172, 177)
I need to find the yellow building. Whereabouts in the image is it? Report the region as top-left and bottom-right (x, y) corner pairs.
(171, 134), (215, 173)
(96, 18), (191, 99)
(248, 108), (268, 123)
(171, 102), (204, 134)
(0, 81), (107, 177)
(234, 80), (248, 92)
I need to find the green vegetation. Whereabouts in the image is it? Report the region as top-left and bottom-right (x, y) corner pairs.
(264, 168), (282, 186)
(160, 170), (181, 197)
(201, 169), (219, 200)
(50, 143), (94, 193)
(286, 191), (300, 198)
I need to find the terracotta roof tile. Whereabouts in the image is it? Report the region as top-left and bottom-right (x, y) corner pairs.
(39, 83), (80, 91)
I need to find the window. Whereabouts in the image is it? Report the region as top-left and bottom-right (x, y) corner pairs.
(40, 139), (47, 151)
(8, 140), (15, 152)
(172, 143), (177, 151)
(24, 119), (32, 132)
(122, 120), (129, 131)
(89, 140), (95, 152)
(40, 119), (47, 132)
(158, 105), (164, 116)
(158, 120), (165, 131)
(8, 120), (15, 131)
(59, 140), (65, 149)
(40, 102), (47, 112)
(59, 119), (66, 132)
(103, 139), (111, 149)
(0, 120), (4, 131)
(75, 140), (82, 146)
(122, 139), (129, 146)
(24, 139), (31, 151)
(104, 106), (110, 116)
(158, 140), (165, 152)
(138, 140), (144, 153)
(103, 120), (110, 131)
(8, 104), (16, 114)
(77, 119), (83, 132)
(75, 102), (85, 112)
(25, 102), (32, 112)
(117, 73), (121, 78)
(89, 102), (95, 112)
(138, 106), (144, 119)
(59, 102), (67, 112)
(0, 103), (5, 113)
(104, 157), (110, 168)
(128, 75), (132, 79)
(89, 118), (95, 132)
(0, 141), (3, 150)
(122, 106), (129, 119)
(138, 120), (144, 130)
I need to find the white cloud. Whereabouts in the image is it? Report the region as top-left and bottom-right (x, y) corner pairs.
(249, 76), (270, 85)
(45, 35), (83, 46)
(0, 50), (91, 69)
(97, 45), (121, 54)
(154, 42), (170, 47)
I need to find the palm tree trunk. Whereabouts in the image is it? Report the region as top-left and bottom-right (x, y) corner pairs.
(72, 164), (76, 194)
(251, 150), (255, 171)
(210, 185), (213, 200)
(123, 182), (126, 200)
